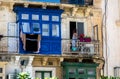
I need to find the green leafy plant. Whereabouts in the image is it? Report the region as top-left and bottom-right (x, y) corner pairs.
(101, 76), (120, 79)
(17, 72), (31, 79)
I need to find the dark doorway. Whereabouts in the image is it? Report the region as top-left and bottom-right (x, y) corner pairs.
(70, 22), (76, 39)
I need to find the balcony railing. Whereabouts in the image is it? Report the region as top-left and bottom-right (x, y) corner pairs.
(0, 36), (99, 56)
(62, 39), (99, 56)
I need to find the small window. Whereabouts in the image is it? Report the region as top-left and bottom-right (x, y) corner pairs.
(52, 16), (59, 21)
(68, 68), (76, 74)
(21, 14), (29, 20)
(35, 72), (42, 79)
(44, 72), (51, 78)
(32, 14), (39, 20)
(87, 68), (95, 75)
(22, 22), (31, 33)
(52, 24), (59, 37)
(42, 15), (49, 21)
(42, 24), (49, 36)
(78, 69), (85, 74)
(32, 23), (40, 33)
(114, 67), (120, 77)
(0, 68), (2, 73)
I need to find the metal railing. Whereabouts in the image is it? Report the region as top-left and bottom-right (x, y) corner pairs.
(62, 39), (99, 56)
(0, 36), (99, 56)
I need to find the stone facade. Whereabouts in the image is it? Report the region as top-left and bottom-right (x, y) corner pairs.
(0, 0), (104, 79)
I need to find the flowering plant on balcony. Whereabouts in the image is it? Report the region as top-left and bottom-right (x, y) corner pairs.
(84, 36), (91, 42)
(79, 34), (84, 42)
(79, 34), (91, 42)
(79, 34), (84, 38)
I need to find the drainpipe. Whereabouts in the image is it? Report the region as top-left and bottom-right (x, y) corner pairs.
(104, 0), (108, 76)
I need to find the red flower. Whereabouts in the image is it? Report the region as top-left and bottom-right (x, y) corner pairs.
(80, 34), (84, 38)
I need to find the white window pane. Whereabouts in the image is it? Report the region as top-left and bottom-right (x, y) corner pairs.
(32, 23), (40, 33)
(35, 72), (42, 79)
(87, 69), (95, 75)
(42, 24), (49, 36)
(44, 72), (51, 78)
(114, 67), (120, 77)
(22, 22), (30, 33)
(42, 15), (49, 21)
(8, 23), (18, 53)
(21, 14), (29, 20)
(52, 24), (59, 37)
(78, 69), (85, 74)
(32, 14), (39, 20)
(68, 68), (76, 74)
(52, 16), (59, 21)
(8, 38), (18, 52)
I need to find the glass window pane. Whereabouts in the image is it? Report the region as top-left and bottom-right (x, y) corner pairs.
(52, 24), (59, 37)
(52, 16), (59, 21)
(32, 14), (39, 20)
(22, 22), (30, 33)
(42, 24), (49, 36)
(44, 72), (51, 78)
(42, 15), (49, 21)
(35, 72), (42, 79)
(68, 68), (76, 74)
(87, 69), (95, 75)
(21, 14), (29, 20)
(78, 69), (85, 74)
(32, 23), (40, 33)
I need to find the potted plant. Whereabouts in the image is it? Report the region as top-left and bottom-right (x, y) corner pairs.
(84, 36), (91, 42)
(79, 34), (84, 42)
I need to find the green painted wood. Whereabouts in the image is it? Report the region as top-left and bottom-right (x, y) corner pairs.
(62, 62), (98, 79)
